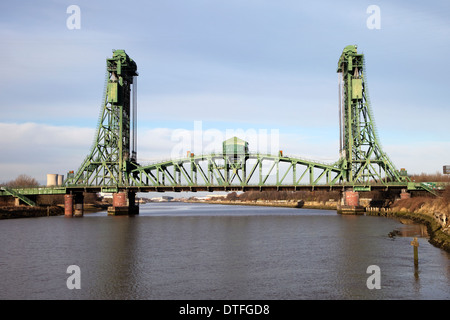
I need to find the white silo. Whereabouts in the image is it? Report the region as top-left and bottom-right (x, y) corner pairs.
(47, 174), (58, 186)
(57, 174), (64, 186)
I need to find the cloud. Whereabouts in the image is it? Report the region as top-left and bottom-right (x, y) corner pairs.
(0, 122), (94, 184)
(1, 0), (449, 184)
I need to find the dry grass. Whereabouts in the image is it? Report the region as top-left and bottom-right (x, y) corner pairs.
(391, 197), (432, 212)
(409, 172), (450, 183)
(391, 189), (450, 216)
(229, 190), (340, 202)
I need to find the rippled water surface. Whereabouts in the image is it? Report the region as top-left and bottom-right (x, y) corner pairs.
(0, 202), (449, 299)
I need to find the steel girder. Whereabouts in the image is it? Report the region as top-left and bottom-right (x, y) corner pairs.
(130, 154), (343, 188)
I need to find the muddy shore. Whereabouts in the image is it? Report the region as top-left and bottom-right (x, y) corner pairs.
(186, 199), (337, 210)
(0, 206), (64, 219)
(0, 203), (108, 219)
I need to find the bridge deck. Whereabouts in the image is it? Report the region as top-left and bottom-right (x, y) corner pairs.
(1, 182), (440, 197)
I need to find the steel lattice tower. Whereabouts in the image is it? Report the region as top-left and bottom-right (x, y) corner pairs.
(65, 50), (139, 186)
(337, 45), (408, 184)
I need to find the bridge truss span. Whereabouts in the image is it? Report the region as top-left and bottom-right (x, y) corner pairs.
(2, 45), (446, 215)
(130, 152), (344, 190)
(59, 46), (415, 192)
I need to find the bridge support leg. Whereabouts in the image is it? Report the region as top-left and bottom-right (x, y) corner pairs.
(74, 193), (84, 217)
(107, 191), (139, 216)
(400, 189), (411, 200)
(337, 190), (365, 215)
(64, 194), (73, 217)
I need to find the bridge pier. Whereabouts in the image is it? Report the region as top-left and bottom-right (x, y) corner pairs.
(64, 193), (84, 217)
(107, 191), (139, 216)
(64, 194), (73, 217)
(74, 193), (84, 217)
(400, 189), (411, 200)
(337, 190), (365, 215)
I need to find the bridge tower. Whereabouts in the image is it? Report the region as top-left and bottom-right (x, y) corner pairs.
(337, 45), (408, 185)
(65, 50), (139, 187)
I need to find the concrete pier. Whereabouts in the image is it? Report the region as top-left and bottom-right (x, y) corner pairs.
(64, 194), (73, 217)
(337, 191), (365, 215)
(64, 193), (84, 217)
(107, 192), (139, 216)
(74, 193), (84, 217)
(400, 189), (411, 200)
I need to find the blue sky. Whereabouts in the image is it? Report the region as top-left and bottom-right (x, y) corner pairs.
(1, 0), (450, 185)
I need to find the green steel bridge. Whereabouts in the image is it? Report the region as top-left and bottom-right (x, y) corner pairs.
(0, 45), (444, 209)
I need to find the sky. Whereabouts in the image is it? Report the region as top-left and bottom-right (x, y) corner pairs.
(1, 0), (450, 187)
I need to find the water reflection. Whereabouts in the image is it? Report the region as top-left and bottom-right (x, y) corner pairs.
(86, 216), (141, 299)
(0, 203), (448, 299)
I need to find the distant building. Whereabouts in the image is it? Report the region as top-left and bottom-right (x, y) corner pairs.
(190, 195), (226, 201)
(209, 195), (227, 199)
(151, 196), (174, 202)
(98, 192), (113, 199)
(192, 196), (211, 201)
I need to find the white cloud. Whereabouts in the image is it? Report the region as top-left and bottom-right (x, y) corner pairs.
(0, 122), (94, 184)
(1, 0), (449, 185)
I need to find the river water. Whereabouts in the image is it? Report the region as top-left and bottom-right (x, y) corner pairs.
(0, 202), (448, 300)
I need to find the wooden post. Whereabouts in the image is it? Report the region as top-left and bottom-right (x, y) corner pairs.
(410, 237), (419, 267)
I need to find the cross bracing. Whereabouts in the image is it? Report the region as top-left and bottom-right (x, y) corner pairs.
(129, 153), (343, 188)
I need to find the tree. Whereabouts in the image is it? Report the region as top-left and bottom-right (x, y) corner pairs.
(5, 174), (40, 188)
(226, 192), (238, 201)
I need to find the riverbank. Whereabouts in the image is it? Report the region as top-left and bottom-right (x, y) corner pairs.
(366, 197), (450, 253)
(0, 203), (108, 219)
(366, 209), (450, 253)
(0, 206), (64, 219)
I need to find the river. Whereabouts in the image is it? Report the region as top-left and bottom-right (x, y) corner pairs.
(0, 202), (448, 300)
